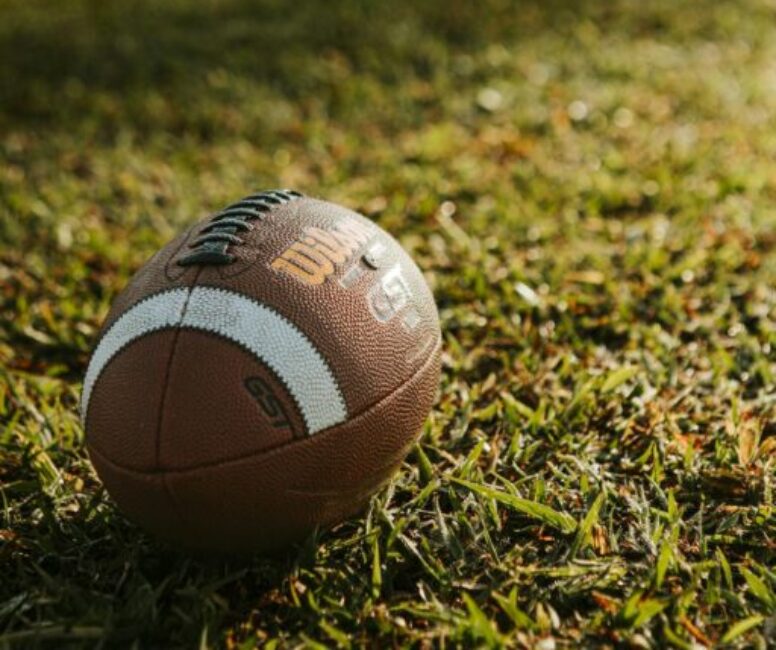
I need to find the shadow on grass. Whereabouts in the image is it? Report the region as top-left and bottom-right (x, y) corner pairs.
(1, 457), (330, 646)
(0, 0), (581, 134)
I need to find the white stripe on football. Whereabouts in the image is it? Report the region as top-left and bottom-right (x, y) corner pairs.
(81, 286), (347, 434)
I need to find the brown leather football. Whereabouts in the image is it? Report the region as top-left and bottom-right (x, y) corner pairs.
(81, 190), (442, 554)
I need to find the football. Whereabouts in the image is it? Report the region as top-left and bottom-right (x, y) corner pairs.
(81, 190), (442, 554)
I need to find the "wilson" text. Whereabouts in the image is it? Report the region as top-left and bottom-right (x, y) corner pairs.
(270, 218), (374, 285)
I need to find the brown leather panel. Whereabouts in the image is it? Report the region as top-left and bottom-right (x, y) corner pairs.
(86, 331), (178, 471)
(157, 329), (303, 470)
(94, 341), (441, 554)
(186, 197), (440, 418)
(88, 445), (184, 541)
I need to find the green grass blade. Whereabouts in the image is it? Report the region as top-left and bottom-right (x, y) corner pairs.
(741, 568), (775, 607)
(570, 490), (606, 556)
(452, 478), (576, 534)
(600, 366), (639, 393)
(720, 615), (764, 644)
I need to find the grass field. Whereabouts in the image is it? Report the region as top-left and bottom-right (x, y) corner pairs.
(1, 0), (775, 647)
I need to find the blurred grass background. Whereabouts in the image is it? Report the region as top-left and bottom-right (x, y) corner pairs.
(1, 0), (775, 647)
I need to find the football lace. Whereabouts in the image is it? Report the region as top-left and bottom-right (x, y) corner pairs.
(177, 189), (303, 266)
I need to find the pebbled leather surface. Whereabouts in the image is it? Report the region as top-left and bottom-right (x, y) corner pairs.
(84, 194), (442, 553)
(88, 340), (441, 554)
(87, 331), (178, 471)
(158, 330), (307, 468)
(188, 197), (440, 416)
(88, 330), (305, 471)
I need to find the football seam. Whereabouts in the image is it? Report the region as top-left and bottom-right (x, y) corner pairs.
(163, 222), (200, 282)
(85, 285), (196, 364)
(86, 191), (301, 353)
(81, 285), (348, 434)
(180, 285), (346, 432)
(214, 203), (298, 281)
(177, 189), (303, 267)
(80, 287), (192, 425)
(86, 335), (441, 476)
(155, 325), (311, 440)
(153, 271), (202, 465)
